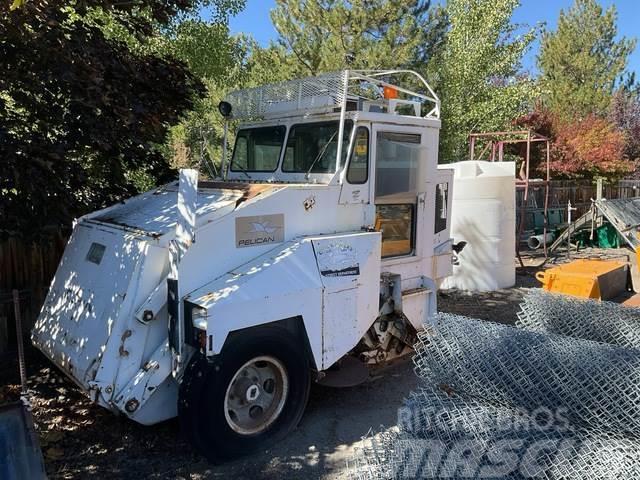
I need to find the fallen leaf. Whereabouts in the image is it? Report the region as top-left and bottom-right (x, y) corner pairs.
(9, 0), (26, 11)
(46, 447), (64, 460)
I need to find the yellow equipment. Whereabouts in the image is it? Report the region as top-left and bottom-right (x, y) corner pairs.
(536, 259), (628, 300)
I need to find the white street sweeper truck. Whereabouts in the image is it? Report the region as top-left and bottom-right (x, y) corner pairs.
(32, 70), (454, 461)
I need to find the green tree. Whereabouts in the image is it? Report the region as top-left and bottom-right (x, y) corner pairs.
(0, 0), (243, 240)
(265, 0), (446, 77)
(435, 0), (539, 162)
(182, 0), (447, 172)
(538, 0), (636, 120)
(162, 22), (248, 174)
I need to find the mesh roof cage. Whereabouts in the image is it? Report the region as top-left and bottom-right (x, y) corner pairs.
(225, 70), (440, 121)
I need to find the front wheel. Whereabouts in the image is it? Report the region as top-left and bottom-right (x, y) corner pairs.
(179, 327), (311, 462)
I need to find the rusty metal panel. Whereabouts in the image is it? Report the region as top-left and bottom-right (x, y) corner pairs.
(595, 198), (640, 248)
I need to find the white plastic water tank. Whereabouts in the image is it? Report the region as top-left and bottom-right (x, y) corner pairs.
(440, 161), (515, 291)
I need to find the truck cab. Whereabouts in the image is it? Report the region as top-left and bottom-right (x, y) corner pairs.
(32, 70), (453, 461)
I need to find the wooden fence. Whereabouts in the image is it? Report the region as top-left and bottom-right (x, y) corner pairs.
(517, 180), (640, 233)
(0, 232), (68, 354)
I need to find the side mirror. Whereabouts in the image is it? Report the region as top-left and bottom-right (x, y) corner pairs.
(218, 101), (232, 118)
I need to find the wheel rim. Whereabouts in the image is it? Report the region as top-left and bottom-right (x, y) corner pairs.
(224, 355), (289, 436)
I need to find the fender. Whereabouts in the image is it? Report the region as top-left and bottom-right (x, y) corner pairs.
(185, 231), (381, 370)
(186, 238), (324, 366)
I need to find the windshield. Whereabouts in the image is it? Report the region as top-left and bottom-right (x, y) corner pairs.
(282, 120), (353, 174)
(230, 126), (285, 172)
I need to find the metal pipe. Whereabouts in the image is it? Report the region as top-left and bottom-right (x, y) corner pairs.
(334, 70), (349, 178)
(528, 232), (555, 250)
(353, 69), (441, 116)
(12, 290), (27, 396)
(516, 131), (532, 267)
(221, 120), (228, 180)
(567, 200), (577, 259)
(543, 139), (550, 258)
(469, 136), (475, 161)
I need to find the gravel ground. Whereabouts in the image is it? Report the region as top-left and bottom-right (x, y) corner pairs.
(0, 259), (575, 479)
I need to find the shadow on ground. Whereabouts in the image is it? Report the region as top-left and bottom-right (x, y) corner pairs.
(2, 350), (418, 480)
(438, 265), (540, 325)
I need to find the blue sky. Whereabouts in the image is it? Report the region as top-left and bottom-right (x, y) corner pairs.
(226, 0), (640, 77)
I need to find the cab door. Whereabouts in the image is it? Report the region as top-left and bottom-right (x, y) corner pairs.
(371, 125), (425, 260)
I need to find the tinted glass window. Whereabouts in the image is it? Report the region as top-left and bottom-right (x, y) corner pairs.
(230, 126), (285, 172)
(346, 127), (369, 184)
(283, 121), (353, 174)
(435, 182), (449, 234)
(375, 132), (421, 199)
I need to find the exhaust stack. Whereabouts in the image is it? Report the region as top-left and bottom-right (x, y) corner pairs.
(168, 169), (199, 375)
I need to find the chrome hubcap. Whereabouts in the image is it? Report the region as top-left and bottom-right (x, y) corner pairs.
(224, 356), (288, 435)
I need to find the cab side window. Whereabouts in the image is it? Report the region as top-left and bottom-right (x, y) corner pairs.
(434, 182), (449, 234)
(374, 132), (421, 199)
(346, 127), (369, 184)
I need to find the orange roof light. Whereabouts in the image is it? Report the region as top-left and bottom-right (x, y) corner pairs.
(383, 86), (398, 100)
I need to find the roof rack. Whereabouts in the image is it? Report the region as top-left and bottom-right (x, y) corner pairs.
(224, 70), (440, 122)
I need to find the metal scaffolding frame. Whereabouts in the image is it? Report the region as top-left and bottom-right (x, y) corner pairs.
(469, 130), (551, 264)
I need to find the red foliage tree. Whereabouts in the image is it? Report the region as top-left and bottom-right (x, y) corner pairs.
(512, 103), (555, 140)
(514, 105), (634, 180)
(510, 103), (555, 175)
(551, 115), (633, 179)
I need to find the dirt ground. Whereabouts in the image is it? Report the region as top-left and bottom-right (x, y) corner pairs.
(0, 250), (626, 479)
(2, 350), (423, 479)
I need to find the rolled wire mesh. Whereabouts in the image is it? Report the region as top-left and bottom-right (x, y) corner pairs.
(350, 387), (640, 480)
(516, 289), (640, 348)
(406, 388), (640, 478)
(413, 313), (640, 436)
(350, 429), (400, 480)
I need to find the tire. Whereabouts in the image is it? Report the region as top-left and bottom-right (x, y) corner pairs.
(179, 327), (311, 462)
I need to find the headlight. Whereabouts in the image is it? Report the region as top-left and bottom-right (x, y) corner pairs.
(192, 306), (208, 330)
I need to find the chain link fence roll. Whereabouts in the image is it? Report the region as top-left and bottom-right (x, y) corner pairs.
(413, 313), (640, 436)
(350, 386), (640, 480)
(516, 289), (640, 348)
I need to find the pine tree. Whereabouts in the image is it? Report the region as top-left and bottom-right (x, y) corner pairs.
(265, 0), (446, 77)
(538, 0), (636, 120)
